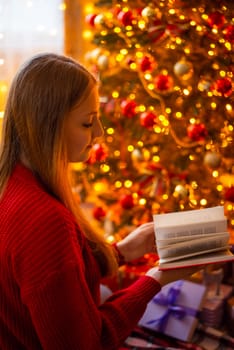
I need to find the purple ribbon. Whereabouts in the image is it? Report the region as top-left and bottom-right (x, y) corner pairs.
(147, 280), (197, 332)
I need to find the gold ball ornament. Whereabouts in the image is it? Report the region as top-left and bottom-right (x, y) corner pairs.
(174, 184), (189, 199)
(204, 152), (221, 169)
(141, 7), (156, 20)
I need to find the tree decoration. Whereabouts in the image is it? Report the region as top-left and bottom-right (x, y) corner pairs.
(119, 194), (135, 209)
(207, 11), (226, 29)
(224, 187), (234, 203)
(187, 123), (208, 141)
(204, 152), (221, 169)
(174, 60), (193, 80)
(93, 206), (106, 221)
(212, 77), (233, 97)
(80, 0), (234, 240)
(120, 99), (137, 118)
(154, 73), (173, 92)
(140, 111), (157, 128)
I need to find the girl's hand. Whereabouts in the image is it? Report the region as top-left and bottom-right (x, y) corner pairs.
(116, 222), (156, 262)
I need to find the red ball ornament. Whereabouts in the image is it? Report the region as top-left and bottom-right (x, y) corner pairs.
(93, 206), (106, 221)
(207, 11), (225, 29)
(187, 123), (208, 141)
(87, 143), (108, 164)
(223, 25), (234, 43)
(140, 111), (157, 128)
(154, 74), (173, 91)
(85, 14), (97, 27)
(121, 99), (137, 118)
(224, 186), (234, 203)
(117, 10), (134, 26)
(148, 20), (165, 43)
(119, 194), (134, 209)
(215, 77), (233, 97)
(138, 56), (154, 72)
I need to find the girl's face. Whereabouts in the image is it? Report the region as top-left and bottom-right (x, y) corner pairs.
(64, 87), (104, 163)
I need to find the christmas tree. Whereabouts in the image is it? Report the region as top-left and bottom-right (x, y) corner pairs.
(73, 0), (234, 243)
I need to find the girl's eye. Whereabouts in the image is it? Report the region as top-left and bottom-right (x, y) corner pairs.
(83, 123), (93, 128)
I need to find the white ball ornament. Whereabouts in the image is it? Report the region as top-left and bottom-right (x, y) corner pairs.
(97, 55), (109, 70)
(94, 13), (105, 27)
(174, 60), (193, 80)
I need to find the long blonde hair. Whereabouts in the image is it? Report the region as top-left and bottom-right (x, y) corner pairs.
(0, 53), (118, 276)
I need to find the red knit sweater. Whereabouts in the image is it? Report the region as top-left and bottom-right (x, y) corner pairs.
(0, 164), (161, 350)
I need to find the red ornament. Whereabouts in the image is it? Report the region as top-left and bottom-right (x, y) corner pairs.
(214, 77), (233, 97)
(119, 194), (134, 209)
(224, 187), (234, 203)
(121, 100), (137, 118)
(117, 10), (134, 26)
(93, 206), (106, 221)
(85, 14), (97, 27)
(187, 123), (208, 141)
(148, 20), (165, 43)
(154, 74), (173, 91)
(87, 143), (108, 164)
(138, 56), (154, 72)
(223, 25), (234, 43)
(140, 111), (157, 128)
(207, 11), (225, 29)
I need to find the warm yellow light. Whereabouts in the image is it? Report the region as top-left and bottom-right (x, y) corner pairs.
(138, 20), (146, 30)
(139, 198), (146, 205)
(128, 145), (134, 152)
(211, 102), (217, 109)
(107, 128), (114, 135)
(200, 199), (207, 206)
(152, 155), (160, 162)
(124, 180), (132, 188)
(138, 105), (146, 112)
(0, 111), (4, 118)
(84, 3), (95, 14)
(212, 170), (219, 178)
(208, 50), (214, 56)
(120, 49), (128, 55)
(112, 91), (119, 98)
(183, 89), (190, 95)
(82, 30), (93, 40)
(162, 194), (168, 200)
(144, 73), (152, 80)
(115, 181), (122, 188)
(217, 184), (223, 192)
(114, 27), (121, 33)
(114, 150), (120, 157)
(226, 104), (233, 112)
(148, 83), (154, 90)
(136, 51), (143, 58)
(175, 112), (182, 119)
(100, 164), (110, 173)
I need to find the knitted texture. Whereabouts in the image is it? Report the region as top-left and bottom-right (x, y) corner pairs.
(0, 164), (161, 350)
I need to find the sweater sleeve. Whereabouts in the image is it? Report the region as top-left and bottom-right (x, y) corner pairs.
(13, 199), (161, 350)
(23, 263), (161, 350)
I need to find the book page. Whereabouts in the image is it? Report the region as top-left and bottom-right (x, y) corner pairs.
(158, 232), (229, 259)
(156, 232), (229, 248)
(158, 250), (234, 270)
(153, 206), (224, 227)
(154, 219), (227, 240)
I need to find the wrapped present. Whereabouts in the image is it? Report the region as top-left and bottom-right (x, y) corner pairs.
(138, 279), (207, 342)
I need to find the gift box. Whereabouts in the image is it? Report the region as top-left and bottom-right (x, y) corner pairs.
(138, 279), (207, 342)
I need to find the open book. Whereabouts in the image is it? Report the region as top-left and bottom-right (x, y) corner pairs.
(153, 206), (234, 270)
